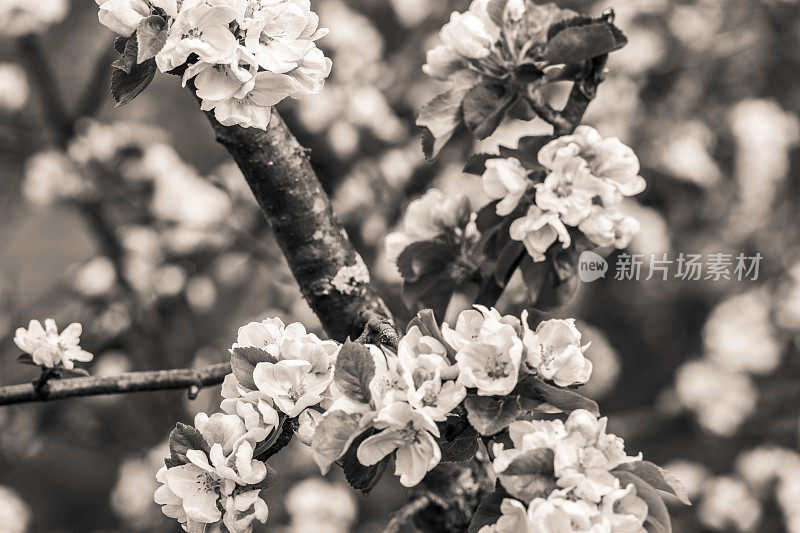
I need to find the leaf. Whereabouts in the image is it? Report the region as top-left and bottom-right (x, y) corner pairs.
(114, 36), (129, 54)
(341, 428), (389, 495)
(467, 485), (510, 533)
(334, 340), (375, 404)
(465, 395), (539, 436)
(613, 471), (672, 533)
(230, 346), (278, 389)
(311, 410), (365, 475)
(404, 273), (456, 323)
(397, 240), (459, 283)
(493, 240), (525, 287)
(502, 448), (554, 476)
(16, 353), (35, 366)
(112, 36), (138, 74)
(416, 88), (469, 160)
(545, 19), (628, 65)
(54, 367), (90, 378)
(500, 135), (551, 170)
(614, 461), (691, 506)
(167, 422), (209, 467)
(111, 58), (157, 107)
(464, 152), (496, 176)
(439, 426), (480, 462)
(136, 15), (168, 63)
(462, 82), (515, 140)
(476, 201), (504, 233)
(517, 376), (599, 416)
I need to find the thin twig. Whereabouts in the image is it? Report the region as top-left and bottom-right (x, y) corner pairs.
(0, 363), (231, 406)
(383, 495), (431, 533)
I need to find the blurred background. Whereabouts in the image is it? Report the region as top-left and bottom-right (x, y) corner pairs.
(0, 0), (799, 531)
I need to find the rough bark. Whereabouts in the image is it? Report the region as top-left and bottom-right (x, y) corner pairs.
(201, 110), (396, 344)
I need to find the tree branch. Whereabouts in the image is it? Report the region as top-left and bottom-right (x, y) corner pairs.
(383, 495), (432, 533)
(0, 363), (231, 406)
(201, 107), (397, 344)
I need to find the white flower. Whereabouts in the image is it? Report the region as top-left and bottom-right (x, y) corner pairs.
(14, 319), (93, 369)
(356, 402), (441, 487)
(483, 158), (530, 216)
(23, 150), (87, 206)
(223, 490), (270, 533)
(578, 206), (640, 249)
(535, 158), (599, 226)
(439, 10), (495, 59)
(452, 307), (523, 396)
(422, 45), (467, 80)
(698, 476), (761, 533)
(527, 494), (601, 532)
(286, 45), (332, 98)
(200, 71), (300, 130)
(155, 1), (239, 73)
(295, 407), (323, 446)
(285, 478), (358, 532)
(522, 316), (592, 387)
(96, 0), (149, 37)
(242, 0), (327, 74)
(509, 205), (571, 262)
(538, 126), (646, 205)
(252, 359), (333, 417)
(385, 189), (473, 263)
(600, 483), (648, 533)
(478, 498), (529, 533)
(220, 373), (281, 437)
(0, 63), (28, 113)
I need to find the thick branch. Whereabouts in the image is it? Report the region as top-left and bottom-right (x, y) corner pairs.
(0, 363), (231, 406)
(201, 108), (396, 344)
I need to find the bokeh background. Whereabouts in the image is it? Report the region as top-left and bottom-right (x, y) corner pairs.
(1, 0), (799, 531)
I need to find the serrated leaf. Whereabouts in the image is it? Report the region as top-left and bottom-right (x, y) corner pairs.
(334, 340), (375, 404)
(311, 410), (365, 475)
(517, 376), (599, 416)
(502, 447), (554, 476)
(112, 36), (138, 74)
(614, 461), (691, 506)
(545, 20), (627, 65)
(613, 471), (672, 533)
(467, 485), (509, 533)
(136, 15), (168, 63)
(168, 422), (209, 467)
(341, 428), (389, 495)
(465, 395), (537, 436)
(114, 36), (129, 54)
(462, 82), (515, 140)
(230, 346), (278, 389)
(416, 88), (469, 160)
(439, 426), (480, 462)
(111, 58), (156, 107)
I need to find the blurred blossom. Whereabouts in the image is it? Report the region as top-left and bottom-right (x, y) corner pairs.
(317, 0), (383, 80)
(583, 76), (641, 141)
(703, 290), (783, 376)
(0, 0), (69, 37)
(93, 350), (132, 376)
(736, 446), (800, 494)
(609, 25), (665, 77)
(0, 63), (28, 113)
(776, 261), (800, 331)
(94, 301), (132, 337)
(285, 478), (357, 533)
(654, 121), (721, 187)
(662, 460), (710, 500)
(576, 323), (621, 400)
(327, 121), (360, 157)
(668, 2), (724, 50)
(378, 142), (424, 189)
(0, 408), (41, 462)
(389, 0), (432, 27)
(729, 99), (800, 236)
(620, 201), (671, 256)
(67, 120), (165, 168)
(0, 484), (30, 533)
(153, 264), (186, 298)
(71, 256), (117, 297)
(777, 475), (800, 533)
(110, 442), (169, 531)
(23, 150), (88, 206)
(186, 275), (217, 313)
(213, 252), (252, 287)
(698, 476), (761, 532)
(675, 360), (757, 436)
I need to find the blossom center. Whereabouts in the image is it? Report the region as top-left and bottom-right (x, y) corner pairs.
(288, 383), (306, 401)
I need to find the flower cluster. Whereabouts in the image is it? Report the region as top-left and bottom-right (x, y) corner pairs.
(155, 412), (272, 533)
(96, 0), (332, 129)
(485, 126), (644, 262)
(485, 410), (648, 533)
(14, 319), (94, 370)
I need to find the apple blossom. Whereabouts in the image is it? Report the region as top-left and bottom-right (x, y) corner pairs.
(96, 0), (150, 37)
(534, 158), (599, 226)
(522, 316), (593, 387)
(526, 495), (601, 532)
(483, 158), (531, 216)
(509, 205), (571, 262)
(357, 402), (441, 487)
(439, 10), (496, 60)
(600, 483), (648, 533)
(477, 498), (529, 533)
(14, 319), (93, 369)
(252, 359), (333, 417)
